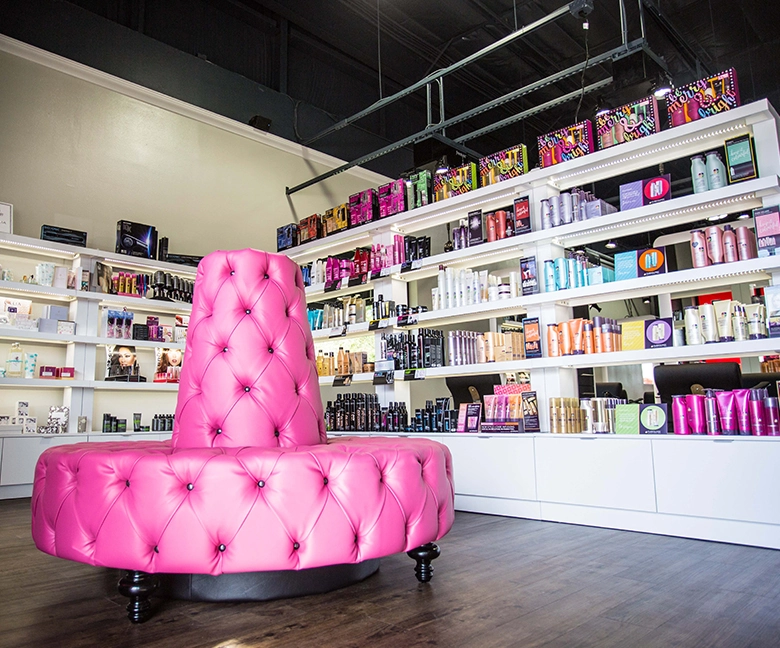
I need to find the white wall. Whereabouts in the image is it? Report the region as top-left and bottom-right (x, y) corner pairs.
(0, 37), (389, 256)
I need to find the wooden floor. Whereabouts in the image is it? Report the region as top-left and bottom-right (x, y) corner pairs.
(2, 499), (779, 648)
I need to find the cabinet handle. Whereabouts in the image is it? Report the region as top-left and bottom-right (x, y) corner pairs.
(579, 437), (597, 440)
(712, 439), (734, 443)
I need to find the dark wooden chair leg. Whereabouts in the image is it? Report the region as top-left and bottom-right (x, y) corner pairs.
(117, 570), (157, 623)
(407, 542), (441, 582)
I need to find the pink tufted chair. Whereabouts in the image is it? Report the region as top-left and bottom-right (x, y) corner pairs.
(31, 249), (455, 623)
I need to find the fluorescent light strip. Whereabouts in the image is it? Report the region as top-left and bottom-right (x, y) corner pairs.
(0, 241), (77, 258)
(550, 123), (748, 184)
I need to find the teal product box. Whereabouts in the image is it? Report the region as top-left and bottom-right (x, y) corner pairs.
(614, 251), (638, 281)
(644, 318), (674, 349)
(615, 403), (668, 435)
(587, 265), (615, 285)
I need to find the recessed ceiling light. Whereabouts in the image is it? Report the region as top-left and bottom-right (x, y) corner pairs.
(737, 213), (751, 220)
(707, 214), (728, 221)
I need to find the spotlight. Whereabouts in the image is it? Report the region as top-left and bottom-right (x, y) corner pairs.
(707, 213), (728, 222)
(737, 213), (751, 220)
(435, 156), (449, 175)
(594, 95), (610, 117)
(605, 240), (617, 249)
(652, 72), (674, 99)
(642, 296), (652, 305)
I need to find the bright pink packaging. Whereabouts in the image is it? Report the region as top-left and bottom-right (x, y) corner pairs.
(538, 120), (594, 168)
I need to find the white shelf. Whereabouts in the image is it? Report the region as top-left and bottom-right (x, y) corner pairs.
(0, 329), (81, 345)
(90, 381), (180, 391)
(88, 336), (185, 350)
(77, 291), (193, 313)
(287, 99), (778, 264)
(0, 280), (79, 301)
(311, 322), (373, 341)
(0, 377), (92, 388)
(318, 372), (375, 386)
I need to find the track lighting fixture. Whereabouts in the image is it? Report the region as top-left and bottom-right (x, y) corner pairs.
(594, 95), (610, 117)
(605, 240), (617, 249)
(652, 72), (674, 99)
(642, 296), (652, 305)
(435, 156), (449, 175)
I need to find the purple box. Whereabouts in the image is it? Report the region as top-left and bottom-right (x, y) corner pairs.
(667, 68), (740, 128)
(619, 174), (671, 211)
(644, 318), (674, 349)
(596, 96), (659, 150)
(377, 180), (407, 218)
(537, 121), (594, 168)
(348, 188), (377, 227)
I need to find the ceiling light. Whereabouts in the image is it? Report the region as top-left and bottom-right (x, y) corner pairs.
(737, 213), (751, 220)
(642, 296), (652, 304)
(594, 95), (610, 117)
(605, 240), (617, 249)
(707, 213), (728, 222)
(652, 72), (674, 99)
(435, 156), (449, 175)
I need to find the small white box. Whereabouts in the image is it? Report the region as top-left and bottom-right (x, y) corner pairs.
(21, 416), (37, 434)
(16, 401), (29, 417)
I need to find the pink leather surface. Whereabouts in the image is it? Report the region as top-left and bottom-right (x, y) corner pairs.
(31, 437), (454, 574)
(31, 249), (454, 573)
(173, 249), (325, 448)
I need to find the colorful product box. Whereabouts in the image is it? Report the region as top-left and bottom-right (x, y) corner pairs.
(620, 320), (646, 351)
(644, 318), (674, 349)
(614, 247), (673, 281)
(406, 170), (432, 209)
(666, 68), (740, 128)
(619, 174), (672, 211)
(433, 162), (478, 202)
(348, 188), (378, 227)
(521, 392), (540, 432)
(615, 403), (668, 435)
(537, 120), (594, 168)
(297, 214), (322, 244)
(276, 223), (298, 251)
(764, 285), (780, 338)
(479, 144), (529, 186)
(377, 180), (407, 218)
(513, 196), (531, 235)
(522, 317), (542, 358)
(587, 265), (615, 285)
(596, 96), (660, 150)
(520, 257), (539, 296)
(323, 204), (349, 235)
(754, 205), (780, 257)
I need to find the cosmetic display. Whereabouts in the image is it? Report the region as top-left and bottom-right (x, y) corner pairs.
(377, 179), (407, 218)
(724, 134), (759, 183)
(618, 174), (671, 210)
(543, 252), (614, 292)
(549, 396), (628, 434)
(596, 96), (660, 149)
(547, 317), (622, 357)
(478, 144), (529, 186)
(381, 330), (445, 370)
(348, 188), (378, 227)
(681, 299), (766, 345)
(672, 387), (778, 436)
(666, 68), (740, 128)
(298, 214), (322, 244)
(539, 189), (616, 229)
(754, 205), (780, 257)
(433, 162), (478, 202)
(538, 120), (594, 168)
(322, 204), (350, 236)
(614, 246), (674, 280)
(690, 223), (756, 267)
(308, 296), (370, 330)
(482, 391), (539, 432)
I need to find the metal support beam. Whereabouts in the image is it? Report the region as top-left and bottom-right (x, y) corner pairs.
(301, 1), (573, 146)
(640, 0), (712, 76)
(279, 18), (288, 95)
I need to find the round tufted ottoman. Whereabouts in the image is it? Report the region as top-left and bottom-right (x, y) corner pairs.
(31, 249), (455, 622)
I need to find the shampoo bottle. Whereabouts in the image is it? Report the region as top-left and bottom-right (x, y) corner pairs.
(705, 151), (727, 190)
(690, 230), (710, 268)
(722, 225), (739, 263)
(690, 155), (708, 193)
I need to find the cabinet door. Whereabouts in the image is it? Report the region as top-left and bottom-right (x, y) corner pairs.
(431, 436), (537, 500)
(653, 439), (780, 525)
(0, 436), (84, 486)
(535, 437), (657, 512)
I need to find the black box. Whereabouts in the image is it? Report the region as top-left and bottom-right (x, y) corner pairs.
(132, 324), (150, 341)
(165, 253), (203, 268)
(41, 225), (87, 247)
(277, 223), (299, 251)
(116, 221), (158, 259)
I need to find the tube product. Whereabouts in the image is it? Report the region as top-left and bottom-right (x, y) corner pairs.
(704, 389), (722, 435)
(749, 389), (767, 436)
(733, 389), (752, 435)
(714, 390), (737, 435)
(690, 230), (709, 268)
(570, 318), (585, 354)
(698, 303), (718, 343)
(684, 306), (703, 344)
(745, 303), (767, 339)
(672, 395), (689, 434)
(705, 226), (724, 264)
(685, 394), (706, 434)
(765, 397), (780, 436)
(712, 299), (734, 342)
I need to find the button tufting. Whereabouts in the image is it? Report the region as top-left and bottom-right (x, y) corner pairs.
(323, 477), (329, 485)
(274, 430), (280, 438)
(218, 544), (226, 552)
(230, 270), (235, 276)
(257, 480), (265, 488)
(293, 542), (300, 550)
(245, 309), (251, 314)
(354, 535), (358, 543)
(244, 386), (251, 392)
(264, 273), (269, 279)
(223, 347), (228, 353)
(187, 483), (194, 491)
(154, 546), (159, 553)
(268, 347), (274, 354)
(215, 428), (222, 435)
(125, 480), (130, 487)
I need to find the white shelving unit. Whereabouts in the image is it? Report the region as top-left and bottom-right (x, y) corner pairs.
(301, 99), (780, 549)
(0, 236), (193, 499)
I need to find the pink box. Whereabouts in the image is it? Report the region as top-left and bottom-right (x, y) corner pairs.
(666, 68), (740, 128)
(348, 189), (377, 227)
(377, 180), (406, 218)
(537, 121), (594, 168)
(596, 96), (659, 149)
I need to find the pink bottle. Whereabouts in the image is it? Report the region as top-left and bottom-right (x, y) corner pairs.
(672, 395), (690, 434)
(705, 226), (724, 264)
(690, 230), (710, 268)
(722, 225), (739, 263)
(685, 394), (706, 434)
(736, 226), (757, 260)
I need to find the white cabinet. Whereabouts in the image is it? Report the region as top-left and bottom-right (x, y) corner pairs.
(87, 432), (171, 442)
(535, 436), (657, 512)
(0, 435), (84, 485)
(653, 438), (780, 525)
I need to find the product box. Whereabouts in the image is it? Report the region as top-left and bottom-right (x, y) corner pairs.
(615, 403), (668, 435)
(523, 317), (542, 358)
(406, 170), (432, 209)
(348, 188), (378, 227)
(725, 134), (758, 183)
(479, 144), (529, 186)
(468, 210), (484, 246)
(614, 251), (638, 281)
(538, 120), (594, 168)
(57, 321), (76, 335)
(116, 220), (158, 259)
(37, 318), (59, 334)
(754, 205), (780, 257)
(40, 224), (87, 247)
(276, 223), (298, 251)
(620, 320), (646, 351)
(614, 247), (673, 280)
(377, 180), (406, 218)
(53, 266), (70, 289)
(323, 204), (349, 236)
(164, 253), (203, 268)
(619, 174), (672, 211)
(644, 318), (674, 349)
(433, 162), (478, 202)
(297, 214), (322, 244)
(513, 196), (531, 235)
(520, 257), (539, 295)
(456, 402), (483, 433)
(584, 199), (618, 219)
(587, 265), (615, 285)
(666, 68), (740, 128)
(16, 401), (29, 416)
(763, 284), (780, 338)
(521, 392), (540, 432)
(44, 305), (70, 321)
(596, 96), (660, 150)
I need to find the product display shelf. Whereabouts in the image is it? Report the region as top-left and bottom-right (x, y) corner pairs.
(88, 336), (185, 350)
(0, 432), (85, 438)
(0, 328), (82, 345)
(305, 274), (382, 302)
(0, 377), (93, 388)
(317, 372), (375, 386)
(78, 291), (193, 314)
(88, 431), (173, 437)
(311, 321), (372, 342)
(90, 381), (180, 391)
(0, 279), (79, 301)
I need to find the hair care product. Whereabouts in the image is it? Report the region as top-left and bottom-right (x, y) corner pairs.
(570, 319), (585, 355)
(559, 321), (573, 356)
(733, 305), (748, 341)
(690, 230), (710, 268)
(583, 320), (594, 354)
(691, 155), (708, 193)
(722, 225), (739, 263)
(544, 260), (556, 292)
(698, 303), (718, 343)
(733, 389), (752, 435)
(684, 306), (703, 344)
(745, 303), (767, 339)
(765, 396), (780, 436)
(540, 199), (552, 229)
(714, 390), (737, 435)
(704, 389), (722, 435)
(685, 394), (706, 434)
(705, 226), (724, 265)
(672, 395), (690, 434)
(486, 212), (497, 243)
(547, 323), (561, 357)
(712, 299), (734, 342)
(566, 257), (577, 290)
(705, 151), (727, 190)
(736, 225), (757, 260)
(549, 195), (562, 227)
(749, 389), (767, 436)
(560, 192), (573, 224)
(554, 258), (568, 290)
(593, 317), (604, 354)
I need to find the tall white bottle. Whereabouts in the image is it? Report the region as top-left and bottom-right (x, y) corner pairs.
(691, 155), (708, 193)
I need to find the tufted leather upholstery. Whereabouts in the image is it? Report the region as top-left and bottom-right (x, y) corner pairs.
(31, 249), (454, 576)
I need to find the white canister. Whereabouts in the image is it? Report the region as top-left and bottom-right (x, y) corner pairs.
(684, 306), (702, 345)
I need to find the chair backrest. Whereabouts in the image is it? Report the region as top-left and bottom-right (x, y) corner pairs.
(654, 362), (742, 405)
(172, 249), (326, 449)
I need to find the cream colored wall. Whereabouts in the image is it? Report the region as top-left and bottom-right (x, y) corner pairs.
(0, 43), (389, 256)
